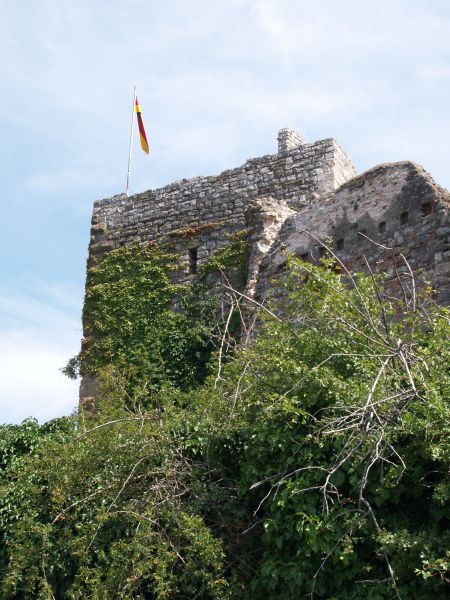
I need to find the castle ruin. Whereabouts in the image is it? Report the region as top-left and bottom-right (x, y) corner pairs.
(82, 128), (450, 404)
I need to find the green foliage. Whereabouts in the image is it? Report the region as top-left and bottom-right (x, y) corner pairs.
(73, 243), (217, 396)
(0, 418), (74, 590)
(69, 237), (249, 399)
(2, 254), (449, 598)
(205, 256), (450, 598)
(0, 401), (228, 599)
(197, 232), (249, 284)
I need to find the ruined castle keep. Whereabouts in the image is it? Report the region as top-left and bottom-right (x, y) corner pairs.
(89, 128), (357, 275)
(82, 128), (450, 404)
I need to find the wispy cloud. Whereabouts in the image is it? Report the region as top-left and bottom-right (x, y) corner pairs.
(0, 282), (82, 333)
(0, 281), (82, 423)
(2, 0), (449, 194)
(0, 329), (79, 424)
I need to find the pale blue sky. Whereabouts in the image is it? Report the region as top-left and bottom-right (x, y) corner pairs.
(0, 0), (449, 423)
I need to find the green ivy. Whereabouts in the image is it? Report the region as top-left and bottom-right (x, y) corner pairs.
(68, 237), (249, 397)
(197, 232), (249, 284)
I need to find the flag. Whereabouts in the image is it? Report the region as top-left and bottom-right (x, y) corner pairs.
(135, 97), (149, 154)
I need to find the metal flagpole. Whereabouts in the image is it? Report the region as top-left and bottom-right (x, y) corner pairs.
(126, 86), (137, 197)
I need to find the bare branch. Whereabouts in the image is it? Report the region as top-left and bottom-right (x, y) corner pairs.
(222, 284), (281, 321)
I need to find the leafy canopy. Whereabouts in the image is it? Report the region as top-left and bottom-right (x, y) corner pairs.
(1, 251), (448, 599)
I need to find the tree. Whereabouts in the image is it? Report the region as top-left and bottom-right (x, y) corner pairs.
(206, 254), (450, 598)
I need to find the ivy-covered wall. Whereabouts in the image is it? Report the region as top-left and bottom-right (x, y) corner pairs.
(81, 129), (450, 409)
(78, 236), (250, 409)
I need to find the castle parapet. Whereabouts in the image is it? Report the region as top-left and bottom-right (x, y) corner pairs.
(88, 132), (358, 269)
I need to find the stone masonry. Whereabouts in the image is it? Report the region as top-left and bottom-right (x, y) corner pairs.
(81, 129), (450, 406)
(88, 129), (357, 282)
(255, 161), (450, 306)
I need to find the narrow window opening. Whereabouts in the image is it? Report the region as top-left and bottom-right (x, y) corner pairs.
(336, 238), (344, 251)
(378, 221), (386, 233)
(421, 202), (435, 216)
(400, 211), (409, 225)
(188, 247), (198, 274)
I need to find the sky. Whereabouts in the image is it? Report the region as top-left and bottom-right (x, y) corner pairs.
(0, 0), (449, 424)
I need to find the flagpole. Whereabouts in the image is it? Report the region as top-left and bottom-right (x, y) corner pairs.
(126, 86), (136, 197)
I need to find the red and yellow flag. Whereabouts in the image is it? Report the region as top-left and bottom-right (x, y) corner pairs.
(135, 97), (149, 154)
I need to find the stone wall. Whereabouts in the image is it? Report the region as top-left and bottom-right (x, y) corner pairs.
(88, 130), (357, 283)
(255, 161), (450, 305)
